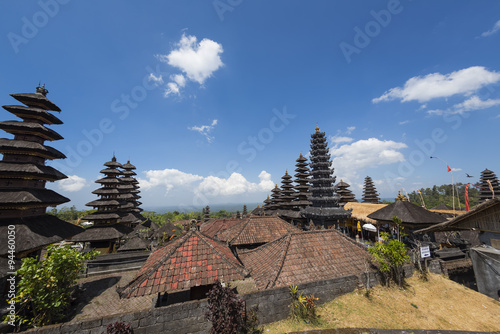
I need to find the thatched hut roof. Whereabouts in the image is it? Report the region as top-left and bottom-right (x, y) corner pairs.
(152, 222), (181, 239)
(0, 215), (83, 256)
(117, 237), (150, 252)
(344, 202), (387, 224)
(367, 200), (446, 227)
(70, 224), (133, 242)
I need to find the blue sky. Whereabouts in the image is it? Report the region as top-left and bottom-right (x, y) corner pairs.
(1, 1), (499, 210)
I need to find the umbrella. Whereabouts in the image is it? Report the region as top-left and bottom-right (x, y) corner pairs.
(362, 223), (377, 232)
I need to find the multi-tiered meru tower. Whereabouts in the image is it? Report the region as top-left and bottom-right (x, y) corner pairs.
(0, 85), (83, 259)
(302, 125), (351, 227)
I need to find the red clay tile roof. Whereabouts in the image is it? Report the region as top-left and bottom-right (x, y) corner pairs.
(238, 229), (370, 290)
(217, 216), (300, 246)
(200, 218), (242, 239)
(118, 229), (249, 298)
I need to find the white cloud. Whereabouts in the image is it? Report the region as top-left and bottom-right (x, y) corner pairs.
(427, 95), (500, 116)
(156, 33), (224, 97)
(331, 138), (407, 180)
(58, 175), (87, 192)
(148, 73), (163, 86)
(480, 20), (500, 37)
(399, 120), (410, 125)
(373, 66), (500, 103)
(346, 126), (356, 135)
(188, 119), (218, 143)
(196, 171), (274, 197)
(138, 169), (203, 193)
(331, 136), (354, 146)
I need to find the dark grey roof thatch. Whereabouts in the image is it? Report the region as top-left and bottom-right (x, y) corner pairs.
(117, 237), (150, 252)
(367, 200), (446, 226)
(0, 215), (83, 256)
(0, 188), (70, 207)
(2, 105), (62, 124)
(10, 93), (61, 112)
(71, 224), (133, 242)
(0, 161), (66, 181)
(0, 138), (66, 159)
(152, 222), (181, 239)
(0, 121), (63, 141)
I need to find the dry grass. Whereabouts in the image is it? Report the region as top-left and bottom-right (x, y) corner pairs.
(264, 273), (500, 333)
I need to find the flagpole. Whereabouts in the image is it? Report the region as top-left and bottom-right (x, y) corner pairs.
(430, 156), (456, 216)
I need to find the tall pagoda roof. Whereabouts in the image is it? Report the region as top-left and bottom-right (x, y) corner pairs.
(117, 229), (249, 298)
(0, 139), (66, 160)
(10, 92), (61, 112)
(71, 223), (133, 242)
(122, 161), (136, 169)
(2, 105), (62, 124)
(0, 120), (63, 141)
(0, 188), (69, 208)
(104, 156), (122, 168)
(0, 162), (66, 181)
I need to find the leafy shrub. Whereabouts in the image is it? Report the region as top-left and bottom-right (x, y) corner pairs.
(288, 284), (319, 324)
(5, 245), (98, 328)
(102, 321), (133, 334)
(368, 232), (410, 287)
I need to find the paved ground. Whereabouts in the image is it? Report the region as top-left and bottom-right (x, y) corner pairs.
(69, 270), (152, 322)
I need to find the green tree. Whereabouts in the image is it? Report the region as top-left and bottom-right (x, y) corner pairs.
(7, 245), (98, 328)
(368, 232), (410, 287)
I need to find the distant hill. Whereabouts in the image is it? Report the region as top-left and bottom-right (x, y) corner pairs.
(142, 203), (262, 214)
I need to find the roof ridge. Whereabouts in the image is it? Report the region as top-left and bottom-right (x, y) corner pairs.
(195, 230), (249, 277)
(229, 217), (250, 244)
(269, 233), (292, 289)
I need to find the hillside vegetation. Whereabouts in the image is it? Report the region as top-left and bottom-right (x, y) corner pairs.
(264, 274), (500, 333)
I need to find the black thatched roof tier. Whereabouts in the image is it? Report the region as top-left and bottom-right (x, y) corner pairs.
(120, 212), (146, 224)
(0, 121), (63, 141)
(95, 177), (121, 184)
(0, 138), (66, 160)
(0, 161), (66, 181)
(122, 161), (136, 169)
(121, 170), (137, 176)
(104, 156), (122, 168)
(92, 188), (123, 195)
(85, 199), (124, 207)
(71, 224), (133, 242)
(117, 236), (149, 252)
(0, 215), (83, 256)
(99, 168), (122, 175)
(367, 200), (446, 226)
(80, 212), (123, 221)
(10, 93), (61, 112)
(301, 207), (351, 219)
(2, 105), (62, 124)
(0, 188), (70, 207)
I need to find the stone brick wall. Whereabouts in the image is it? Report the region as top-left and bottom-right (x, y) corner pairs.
(24, 271), (409, 334)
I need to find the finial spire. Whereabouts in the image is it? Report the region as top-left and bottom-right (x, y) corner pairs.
(315, 124), (320, 133)
(36, 83), (48, 96)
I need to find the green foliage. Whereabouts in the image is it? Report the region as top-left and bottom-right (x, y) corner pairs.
(48, 206), (96, 223)
(288, 284), (320, 324)
(6, 245), (98, 328)
(407, 183), (480, 209)
(368, 232), (410, 287)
